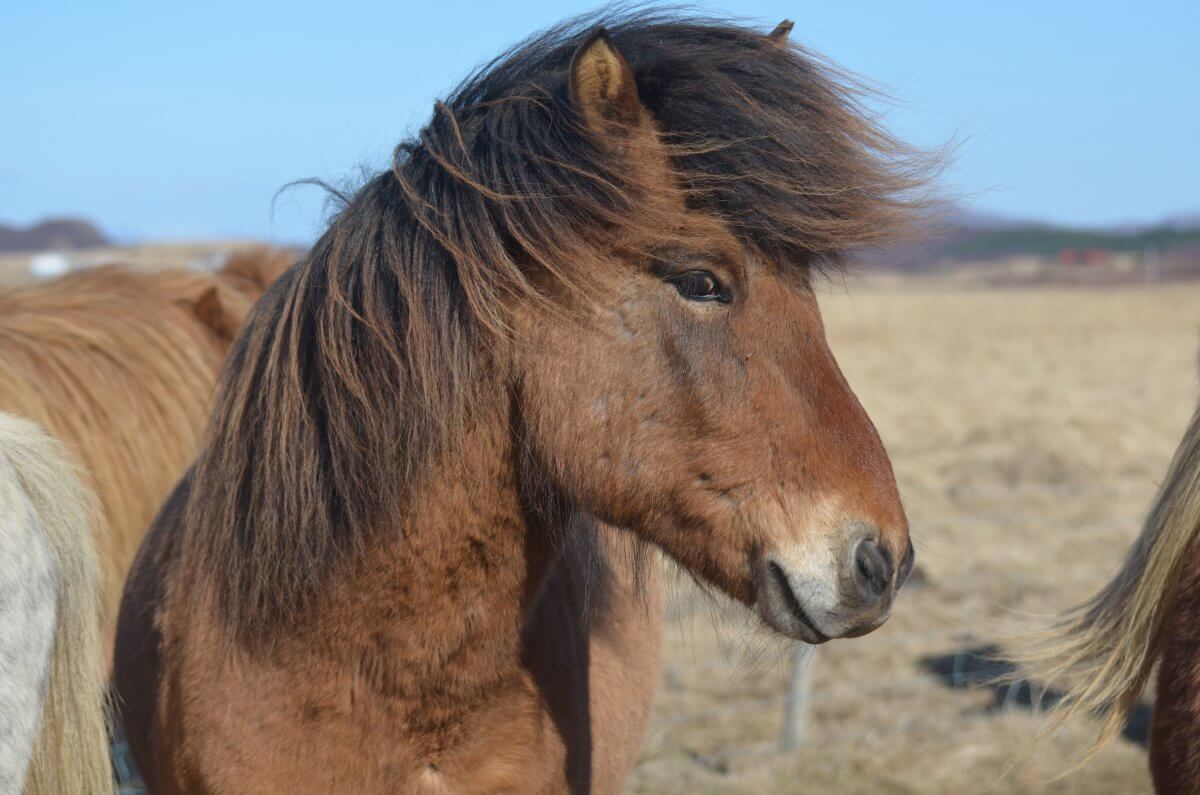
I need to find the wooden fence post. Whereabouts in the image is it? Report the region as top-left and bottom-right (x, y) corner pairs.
(780, 643), (817, 750)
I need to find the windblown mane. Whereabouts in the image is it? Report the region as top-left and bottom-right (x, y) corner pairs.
(0, 253), (286, 630)
(184, 10), (934, 640)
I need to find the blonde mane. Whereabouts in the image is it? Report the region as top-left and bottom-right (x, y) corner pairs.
(0, 412), (110, 795)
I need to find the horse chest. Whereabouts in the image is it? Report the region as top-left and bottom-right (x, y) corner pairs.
(172, 642), (571, 794)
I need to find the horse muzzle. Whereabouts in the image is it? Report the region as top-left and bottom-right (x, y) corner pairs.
(754, 528), (914, 643)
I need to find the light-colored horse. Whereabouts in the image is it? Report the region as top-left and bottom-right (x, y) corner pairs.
(0, 412), (110, 795)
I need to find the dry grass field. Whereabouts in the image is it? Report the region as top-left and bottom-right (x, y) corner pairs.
(630, 277), (1200, 794)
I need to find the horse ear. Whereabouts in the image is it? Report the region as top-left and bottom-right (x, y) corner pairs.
(185, 285), (239, 343)
(569, 28), (642, 132)
(767, 19), (794, 44)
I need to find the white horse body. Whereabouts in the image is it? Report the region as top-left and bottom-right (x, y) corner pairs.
(0, 448), (58, 794)
(0, 413), (110, 795)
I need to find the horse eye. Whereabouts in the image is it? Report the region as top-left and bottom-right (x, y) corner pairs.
(666, 270), (730, 303)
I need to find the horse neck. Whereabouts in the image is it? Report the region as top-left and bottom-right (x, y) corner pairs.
(301, 390), (554, 709)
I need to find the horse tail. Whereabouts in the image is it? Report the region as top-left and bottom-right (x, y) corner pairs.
(1015, 397), (1200, 754)
(0, 413), (111, 794)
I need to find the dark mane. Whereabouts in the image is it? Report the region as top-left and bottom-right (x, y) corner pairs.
(183, 9), (934, 640)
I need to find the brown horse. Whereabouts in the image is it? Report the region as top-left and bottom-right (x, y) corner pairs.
(0, 249), (290, 662)
(1017, 365), (1200, 792)
(116, 14), (926, 793)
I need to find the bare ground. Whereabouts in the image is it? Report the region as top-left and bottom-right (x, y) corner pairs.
(629, 278), (1200, 794)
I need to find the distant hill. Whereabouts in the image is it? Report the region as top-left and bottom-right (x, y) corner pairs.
(867, 209), (1200, 271)
(938, 224), (1200, 260)
(0, 218), (109, 252)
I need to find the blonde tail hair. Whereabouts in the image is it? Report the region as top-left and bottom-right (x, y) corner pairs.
(0, 413), (111, 794)
(1016, 398), (1200, 755)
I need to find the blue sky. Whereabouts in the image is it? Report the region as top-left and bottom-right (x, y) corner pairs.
(3, 1), (1197, 243)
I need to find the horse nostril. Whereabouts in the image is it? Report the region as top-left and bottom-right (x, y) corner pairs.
(852, 538), (892, 605)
